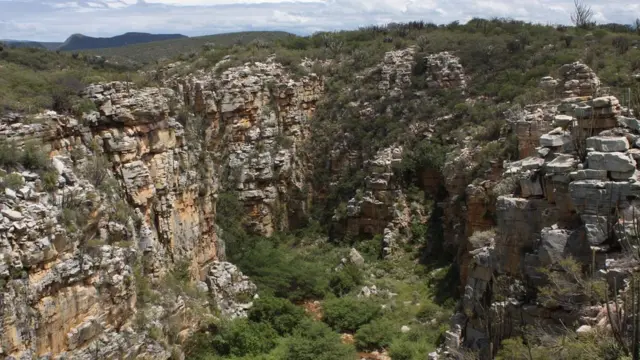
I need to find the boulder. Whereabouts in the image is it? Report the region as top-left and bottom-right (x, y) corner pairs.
(540, 133), (570, 147)
(587, 152), (636, 173)
(1, 209), (23, 221)
(585, 136), (629, 152)
(349, 248), (365, 267)
(538, 228), (570, 265)
(546, 154), (578, 173)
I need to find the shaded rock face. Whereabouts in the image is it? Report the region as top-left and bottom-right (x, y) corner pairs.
(174, 59), (324, 235)
(447, 62), (640, 357)
(0, 60), (323, 359)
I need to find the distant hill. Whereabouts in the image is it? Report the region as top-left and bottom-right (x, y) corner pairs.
(1, 40), (62, 50)
(58, 32), (188, 52)
(86, 31), (295, 65)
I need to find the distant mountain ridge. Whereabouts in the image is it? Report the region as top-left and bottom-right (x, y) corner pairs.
(58, 32), (188, 51)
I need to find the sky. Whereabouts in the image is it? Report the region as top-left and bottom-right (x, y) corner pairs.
(1, 0), (639, 42)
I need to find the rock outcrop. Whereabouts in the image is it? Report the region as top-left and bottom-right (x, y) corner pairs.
(442, 62), (640, 358)
(0, 58), (324, 359)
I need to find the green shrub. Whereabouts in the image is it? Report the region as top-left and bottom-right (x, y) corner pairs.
(283, 319), (355, 360)
(322, 297), (381, 332)
(2, 173), (24, 190)
(0, 142), (22, 168)
(72, 98), (97, 117)
(388, 339), (414, 360)
(41, 170), (59, 192)
(354, 319), (396, 350)
(21, 141), (50, 171)
(329, 264), (363, 297)
(235, 239), (329, 302)
(211, 319), (278, 357)
(248, 295), (306, 335)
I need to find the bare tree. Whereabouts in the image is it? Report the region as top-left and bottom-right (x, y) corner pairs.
(571, 0), (594, 29)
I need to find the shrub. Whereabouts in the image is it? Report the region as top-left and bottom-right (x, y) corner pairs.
(416, 302), (443, 323)
(2, 173), (24, 190)
(248, 295), (306, 335)
(0, 141), (21, 168)
(329, 264), (363, 297)
(355, 319), (396, 350)
(82, 154), (111, 189)
(72, 98), (97, 117)
(283, 319), (355, 360)
(388, 339), (415, 360)
(235, 239), (329, 302)
(21, 141), (50, 171)
(211, 319), (278, 357)
(322, 297), (381, 332)
(41, 170), (59, 192)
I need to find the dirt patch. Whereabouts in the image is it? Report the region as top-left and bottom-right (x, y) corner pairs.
(303, 300), (323, 320)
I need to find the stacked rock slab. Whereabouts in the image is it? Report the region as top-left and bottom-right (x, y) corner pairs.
(447, 62), (640, 357)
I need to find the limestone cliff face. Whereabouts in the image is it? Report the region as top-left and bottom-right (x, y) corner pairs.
(0, 60), (323, 359)
(173, 59), (324, 235)
(442, 62), (640, 358)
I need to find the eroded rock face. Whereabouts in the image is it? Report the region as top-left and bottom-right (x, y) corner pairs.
(0, 59), (324, 359)
(174, 59), (324, 235)
(446, 62), (640, 357)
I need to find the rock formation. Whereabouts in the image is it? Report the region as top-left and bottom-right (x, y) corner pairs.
(0, 58), (323, 359)
(440, 62), (640, 358)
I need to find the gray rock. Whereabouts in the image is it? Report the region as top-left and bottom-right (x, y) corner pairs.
(619, 116), (640, 131)
(539, 228), (570, 265)
(591, 96), (619, 108)
(540, 133), (570, 147)
(521, 157), (545, 170)
(570, 169), (608, 181)
(553, 114), (573, 127)
(4, 188), (16, 200)
(546, 154), (578, 173)
(349, 248), (365, 267)
(1, 209), (23, 221)
(586, 136), (629, 152)
(582, 215), (609, 245)
(587, 152), (636, 172)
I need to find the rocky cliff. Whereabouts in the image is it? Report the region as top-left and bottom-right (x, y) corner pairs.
(0, 58), (323, 359)
(439, 62), (640, 359)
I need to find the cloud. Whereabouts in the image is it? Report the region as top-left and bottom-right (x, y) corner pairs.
(0, 0), (639, 42)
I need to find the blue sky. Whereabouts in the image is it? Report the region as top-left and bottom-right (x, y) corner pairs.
(1, 0), (639, 42)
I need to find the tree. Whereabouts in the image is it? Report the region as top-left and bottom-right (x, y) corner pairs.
(570, 0), (594, 29)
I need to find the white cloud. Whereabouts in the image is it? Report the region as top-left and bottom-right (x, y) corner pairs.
(0, 0), (639, 42)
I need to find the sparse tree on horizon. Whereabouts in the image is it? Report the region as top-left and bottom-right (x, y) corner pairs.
(571, 0), (595, 29)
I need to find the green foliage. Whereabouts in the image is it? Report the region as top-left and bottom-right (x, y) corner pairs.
(247, 295), (305, 335)
(211, 319), (278, 357)
(322, 297), (381, 332)
(355, 318), (396, 350)
(1, 173), (24, 190)
(282, 319), (356, 360)
(234, 239), (329, 302)
(21, 141), (51, 171)
(495, 332), (626, 360)
(41, 170), (59, 192)
(0, 142), (22, 168)
(329, 264), (363, 297)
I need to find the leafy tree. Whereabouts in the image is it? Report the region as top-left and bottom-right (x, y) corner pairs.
(211, 319), (278, 357)
(355, 319), (397, 350)
(283, 319), (355, 360)
(248, 295), (306, 335)
(323, 297), (381, 332)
